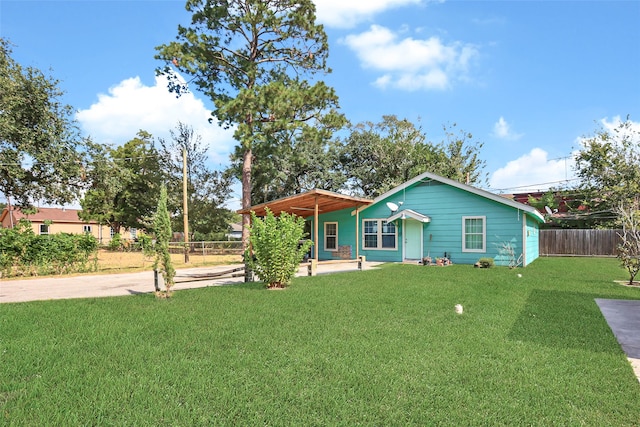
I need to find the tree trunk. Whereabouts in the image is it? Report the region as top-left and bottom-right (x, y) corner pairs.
(241, 147), (252, 251)
(242, 148), (253, 282)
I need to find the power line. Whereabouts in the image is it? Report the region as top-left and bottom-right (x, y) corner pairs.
(0, 154), (161, 168)
(486, 178), (581, 194)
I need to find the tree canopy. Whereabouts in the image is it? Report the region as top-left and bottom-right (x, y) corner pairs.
(158, 122), (234, 239)
(80, 131), (163, 233)
(339, 116), (486, 198)
(0, 38), (86, 208)
(155, 0), (341, 245)
(228, 113), (346, 204)
(574, 116), (640, 227)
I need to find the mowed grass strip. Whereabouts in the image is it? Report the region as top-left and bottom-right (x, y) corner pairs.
(1, 257), (639, 425)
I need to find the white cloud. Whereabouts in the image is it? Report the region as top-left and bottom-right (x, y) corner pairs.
(489, 148), (576, 192)
(76, 74), (236, 165)
(313, 0), (424, 29)
(599, 115), (640, 141)
(341, 25), (478, 91)
(492, 116), (523, 140)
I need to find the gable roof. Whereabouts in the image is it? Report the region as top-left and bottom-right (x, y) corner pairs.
(387, 209), (431, 223)
(365, 171), (545, 223)
(1, 207), (95, 225)
(237, 189), (373, 217)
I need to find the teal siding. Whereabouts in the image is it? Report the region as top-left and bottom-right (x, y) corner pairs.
(358, 202), (403, 262)
(307, 208), (358, 261)
(312, 179), (540, 266)
(524, 216), (539, 266)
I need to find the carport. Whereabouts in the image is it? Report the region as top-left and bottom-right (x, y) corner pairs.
(237, 189), (372, 262)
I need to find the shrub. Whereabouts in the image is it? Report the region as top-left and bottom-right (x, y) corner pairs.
(108, 233), (123, 251)
(247, 208), (313, 289)
(616, 202), (640, 285)
(0, 219), (98, 277)
(152, 185), (175, 296)
(477, 257), (495, 268)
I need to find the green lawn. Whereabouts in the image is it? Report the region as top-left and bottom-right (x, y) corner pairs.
(1, 257), (639, 425)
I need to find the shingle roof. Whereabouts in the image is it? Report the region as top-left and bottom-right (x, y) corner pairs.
(1, 207), (96, 225)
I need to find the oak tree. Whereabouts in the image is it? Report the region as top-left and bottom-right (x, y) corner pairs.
(339, 116), (486, 198)
(80, 131), (163, 233)
(574, 116), (640, 227)
(0, 38), (86, 208)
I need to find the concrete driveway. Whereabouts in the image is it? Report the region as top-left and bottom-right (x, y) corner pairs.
(596, 298), (640, 383)
(0, 261), (381, 304)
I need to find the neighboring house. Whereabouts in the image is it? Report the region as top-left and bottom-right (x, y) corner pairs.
(240, 172), (545, 267)
(226, 223), (243, 240)
(0, 206), (115, 243)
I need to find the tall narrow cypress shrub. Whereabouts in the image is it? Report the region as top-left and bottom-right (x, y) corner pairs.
(153, 185), (175, 297)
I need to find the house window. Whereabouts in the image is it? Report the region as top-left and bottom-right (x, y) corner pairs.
(39, 224), (49, 235)
(363, 219), (396, 250)
(130, 228), (137, 240)
(324, 222), (338, 251)
(110, 227), (116, 238)
(463, 216), (486, 252)
(83, 225), (92, 233)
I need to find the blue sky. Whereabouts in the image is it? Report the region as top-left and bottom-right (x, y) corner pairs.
(2, 0), (639, 209)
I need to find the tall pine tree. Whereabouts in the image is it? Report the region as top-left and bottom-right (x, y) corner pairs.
(156, 0), (342, 247)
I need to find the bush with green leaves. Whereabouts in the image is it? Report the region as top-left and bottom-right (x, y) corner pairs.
(616, 202), (640, 285)
(107, 233), (123, 251)
(477, 257), (495, 268)
(0, 219), (98, 277)
(246, 208), (313, 289)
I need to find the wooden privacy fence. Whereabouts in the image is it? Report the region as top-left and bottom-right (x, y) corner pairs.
(539, 229), (622, 256)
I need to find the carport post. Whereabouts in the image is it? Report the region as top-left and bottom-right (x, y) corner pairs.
(314, 196), (319, 262)
(355, 207), (360, 259)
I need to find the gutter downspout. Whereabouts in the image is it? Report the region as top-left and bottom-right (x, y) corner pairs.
(522, 212), (527, 267)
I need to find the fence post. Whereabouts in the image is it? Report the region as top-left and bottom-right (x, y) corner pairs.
(153, 269), (160, 292)
(308, 259), (317, 276)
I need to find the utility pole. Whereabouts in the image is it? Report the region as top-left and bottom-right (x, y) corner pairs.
(183, 146), (190, 263)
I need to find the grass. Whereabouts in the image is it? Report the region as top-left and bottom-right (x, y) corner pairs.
(1, 257), (639, 425)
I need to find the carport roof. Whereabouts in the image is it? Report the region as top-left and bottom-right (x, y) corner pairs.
(237, 189), (373, 217)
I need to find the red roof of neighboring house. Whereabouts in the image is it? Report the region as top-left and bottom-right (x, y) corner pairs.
(1, 207), (95, 226)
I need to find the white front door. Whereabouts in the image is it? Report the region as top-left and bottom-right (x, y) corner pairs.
(404, 220), (423, 260)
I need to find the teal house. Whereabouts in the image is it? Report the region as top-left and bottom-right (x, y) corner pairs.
(241, 172), (545, 267)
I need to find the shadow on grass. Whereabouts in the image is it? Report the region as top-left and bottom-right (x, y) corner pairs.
(508, 289), (621, 354)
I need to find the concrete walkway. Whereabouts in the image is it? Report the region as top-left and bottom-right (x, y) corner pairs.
(596, 299), (640, 382)
(0, 262), (381, 304)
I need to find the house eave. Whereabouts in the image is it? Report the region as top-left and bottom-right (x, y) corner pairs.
(387, 209), (431, 223)
(361, 171), (545, 223)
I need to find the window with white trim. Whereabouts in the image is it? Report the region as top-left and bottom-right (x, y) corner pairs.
(324, 222), (338, 251)
(83, 225), (92, 233)
(462, 216), (486, 252)
(130, 228), (137, 239)
(363, 219), (396, 250)
(110, 227), (116, 238)
(39, 224), (49, 235)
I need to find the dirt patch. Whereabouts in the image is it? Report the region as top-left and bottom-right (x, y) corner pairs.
(96, 250), (242, 272)
(614, 280), (640, 288)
